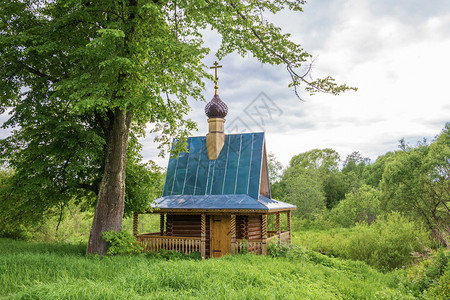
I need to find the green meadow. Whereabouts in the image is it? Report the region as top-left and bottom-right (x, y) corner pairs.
(0, 238), (412, 300)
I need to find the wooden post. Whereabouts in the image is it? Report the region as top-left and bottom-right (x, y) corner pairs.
(160, 214), (165, 236)
(133, 213), (138, 236)
(276, 212), (281, 243)
(261, 214), (267, 255)
(287, 211), (291, 244)
(231, 214), (236, 254)
(201, 214), (206, 259)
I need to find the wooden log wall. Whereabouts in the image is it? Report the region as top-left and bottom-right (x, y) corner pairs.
(166, 214), (211, 257)
(248, 216), (262, 240)
(236, 216), (247, 239)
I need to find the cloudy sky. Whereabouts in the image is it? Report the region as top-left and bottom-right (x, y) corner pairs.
(139, 0), (450, 168)
(1, 0), (449, 169)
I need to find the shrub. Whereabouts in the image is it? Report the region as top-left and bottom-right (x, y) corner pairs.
(267, 240), (307, 260)
(0, 224), (32, 241)
(345, 212), (429, 270)
(427, 268), (450, 299)
(405, 249), (450, 297)
(330, 184), (381, 227)
(267, 239), (291, 258)
(102, 230), (142, 255)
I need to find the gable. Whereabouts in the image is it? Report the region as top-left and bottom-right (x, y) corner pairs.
(162, 132), (265, 199)
(259, 142), (271, 199)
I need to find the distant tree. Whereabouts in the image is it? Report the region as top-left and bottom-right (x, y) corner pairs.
(290, 148), (340, 173)
(267, 152), (283, 184)
(330, 184), (381, 227)
(322, 172), (347, 209)
(342, 151), (370, 189)
(281, 170), (326, 219)
(380, 123), (450, 246)
(363, 152), (395, 188)
(280, 149), (343, 211)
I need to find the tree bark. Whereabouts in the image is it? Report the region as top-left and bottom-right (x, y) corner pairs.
(87, 107), (132, 255)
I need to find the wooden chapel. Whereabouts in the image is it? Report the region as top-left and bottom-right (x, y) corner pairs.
(133, 62), (296, 258)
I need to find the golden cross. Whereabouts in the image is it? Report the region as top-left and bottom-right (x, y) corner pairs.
(210, 61), (222, 95)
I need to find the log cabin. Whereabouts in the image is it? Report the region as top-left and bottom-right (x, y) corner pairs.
(133, 62), (296, 258)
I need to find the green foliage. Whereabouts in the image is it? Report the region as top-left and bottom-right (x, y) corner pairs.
(267, 240), (307, 260)
(289, 148), (340, 172)
(281, 169), (327, 219)
(239, 239), (249, 254)
(322, 171), (348, 209)
(102, 230), (142, 255)
(267, 152), (283, 183)
(427, 268), (450, 299)
(380, 124), (450, 246)
(1, 238), (413, 299)
(294, 213), (430, 271)
(268, 240), (292, 257)
(124, 160), (165, 217)
(342, 151), (370, 189)
(279, 149), (352, 210)
(330, 184), (381, 227)
(345, 213), (429, 270)
(0, 156), (164, 240)
(403, 249), (450, 298)
(363, 152), (395, 188)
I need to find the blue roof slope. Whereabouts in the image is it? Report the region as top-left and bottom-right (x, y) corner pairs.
(152, 194), (296, 211)
(162, 132), (264, 199)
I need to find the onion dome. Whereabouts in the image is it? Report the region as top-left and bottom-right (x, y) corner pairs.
(205, 94), (228, 118)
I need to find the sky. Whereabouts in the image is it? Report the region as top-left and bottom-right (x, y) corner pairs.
(1, 0), (449, 170)
(139, 0), (450, 168)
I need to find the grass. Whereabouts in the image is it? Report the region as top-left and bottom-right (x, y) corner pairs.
(0, 238), (415, 299)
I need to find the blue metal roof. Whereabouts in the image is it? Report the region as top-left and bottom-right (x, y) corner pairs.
(157, 132), (296, 212)
(162, 132), (264, 200)
(152, 194), (296, 211)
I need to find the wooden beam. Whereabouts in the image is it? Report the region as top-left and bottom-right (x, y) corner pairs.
(287, 211), (291, 244)
(231, 214), (236, 254)
(160, 214), (165, 236)
(201, 214), (206, 259)
(276, 213), (281, 243)
(133, 213), (138, 236)
(261, 214), (267, 255)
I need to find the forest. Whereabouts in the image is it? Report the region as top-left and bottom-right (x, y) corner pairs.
(1, 123), (448, 299)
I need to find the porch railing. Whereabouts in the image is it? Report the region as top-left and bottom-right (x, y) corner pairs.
(136, 234), (201, 255)
(267, 231), (290, 243)
(235, 239), (262, 254)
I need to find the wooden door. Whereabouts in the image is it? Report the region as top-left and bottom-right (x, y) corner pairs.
(211, 215), (231, 258)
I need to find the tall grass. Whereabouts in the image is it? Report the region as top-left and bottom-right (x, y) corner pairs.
(0, 238), (414, 299)
(292, 213), (430, 271)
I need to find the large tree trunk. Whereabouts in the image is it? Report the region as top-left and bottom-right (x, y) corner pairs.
(87, 108), (132, 255)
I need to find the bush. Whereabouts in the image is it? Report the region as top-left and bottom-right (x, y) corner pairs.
(294, 213), (430, 271)
(330, 184), (381, 227)
(427, 268), (450, 299)
(405, 249), (450, 297)
(345, 212), (429, 270)
(102, 230), (142, 255)
(0, 224), (32, 241)
(267, 240), (307, 260)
